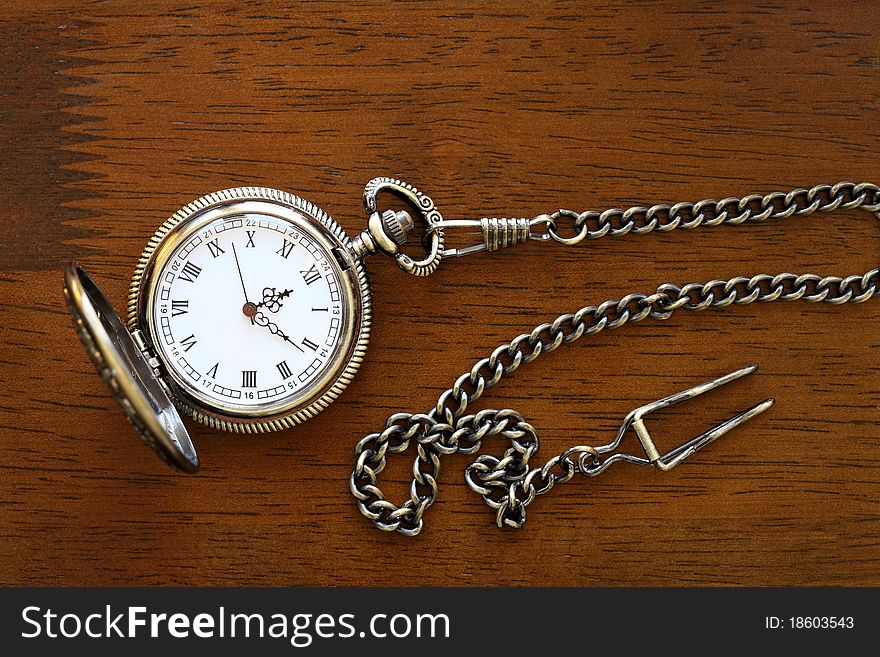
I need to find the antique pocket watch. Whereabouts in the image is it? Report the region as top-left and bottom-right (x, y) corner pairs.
(65, 177), (879, 533)
(64, 179), (443, 472)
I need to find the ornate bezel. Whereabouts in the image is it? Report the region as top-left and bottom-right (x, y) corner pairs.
(127, 187), (371, 434)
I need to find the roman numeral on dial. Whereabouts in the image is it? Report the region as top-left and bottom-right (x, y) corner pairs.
(206, 362), (219, 378)
(300, 263), (321, 285)
(171, 300), (189, 317)
(301, 337), (319, 351)
(242, 370), (257, 388)
(180, 334), (198, 353)
(276, 239), (294, 259)
(207, 239), (225, 258)
(245, 231), (256, 248)
(276, 360), (293, 380)
(178, 261), (202, 283)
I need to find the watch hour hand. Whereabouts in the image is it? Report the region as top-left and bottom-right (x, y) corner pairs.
(257, 287), (294, 313)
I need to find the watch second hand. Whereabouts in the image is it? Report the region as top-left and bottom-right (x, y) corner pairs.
(231, 242), (254, 324)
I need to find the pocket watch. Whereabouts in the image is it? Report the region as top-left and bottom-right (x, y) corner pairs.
(64, 179), (444, 472)
(63, 174), (880, 535)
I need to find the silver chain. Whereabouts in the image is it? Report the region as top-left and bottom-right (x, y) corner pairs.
(350, 182), (880, 536)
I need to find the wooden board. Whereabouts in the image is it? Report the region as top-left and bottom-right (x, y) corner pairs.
(1, 0), (879, 586)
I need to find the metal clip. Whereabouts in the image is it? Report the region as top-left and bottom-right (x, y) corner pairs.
(353, 178), (551, 266)
(581, 364), (774, 476)
(429, 216), (550, 257)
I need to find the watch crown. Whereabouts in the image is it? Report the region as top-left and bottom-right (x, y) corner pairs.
(380, 209), (414, 246)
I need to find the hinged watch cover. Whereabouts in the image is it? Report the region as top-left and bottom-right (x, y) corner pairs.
(63, 263), (200, 472)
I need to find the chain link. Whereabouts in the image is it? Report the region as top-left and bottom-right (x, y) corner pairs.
(536, 181), (880, 245)
(350, 182), (880, 535)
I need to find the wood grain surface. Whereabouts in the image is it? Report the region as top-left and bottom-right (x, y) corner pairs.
(1, 0), (879, 587)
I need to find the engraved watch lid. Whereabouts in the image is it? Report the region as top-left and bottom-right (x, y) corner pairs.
(62, 263), (200, 473)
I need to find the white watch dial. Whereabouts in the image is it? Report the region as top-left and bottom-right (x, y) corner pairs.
(149, 212), (347, 415)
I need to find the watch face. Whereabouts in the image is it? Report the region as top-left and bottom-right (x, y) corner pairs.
(135, 191), (369, 430)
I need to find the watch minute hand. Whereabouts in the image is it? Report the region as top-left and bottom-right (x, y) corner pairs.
(254, 312), (304, 353)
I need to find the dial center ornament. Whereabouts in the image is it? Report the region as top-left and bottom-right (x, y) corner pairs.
(64, 179), (439, 472)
